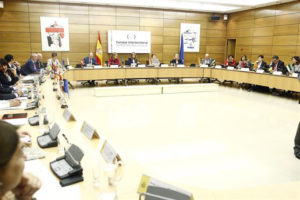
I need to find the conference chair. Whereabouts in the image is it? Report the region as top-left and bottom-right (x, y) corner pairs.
(294, 122), (300, 159)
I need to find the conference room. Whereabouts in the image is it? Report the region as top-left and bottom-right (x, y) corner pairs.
(0, 0), (300, 200)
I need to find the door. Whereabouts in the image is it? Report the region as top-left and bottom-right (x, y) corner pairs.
(226, 39), (236, 59)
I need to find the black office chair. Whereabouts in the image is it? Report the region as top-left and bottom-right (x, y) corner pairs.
(75, 64), (82, 68)
(294, 122), (300, 159)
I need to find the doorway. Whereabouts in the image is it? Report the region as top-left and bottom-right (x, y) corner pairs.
(226, 39), (236, 59)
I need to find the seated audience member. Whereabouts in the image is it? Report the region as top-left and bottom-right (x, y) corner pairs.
(0, 82), (23, 101)
(170, 54), (183, 66)
(253, 55), (267, 71)
(81, 52), (97, 66)
(150, 54), (160, 66)
(201, 53), (216, 67)
(47, 52), (62, 73)
(4, 55), (21, 76)
(0, 121), (41, 200)
(127, 52), (138, 66)
(108, 53), (121, 67)
(269, 55), (287, 74)
(224, 55), (236, 67)
(237, 55), (251, 69)
(287, 56), (300, 74)
(20, 53), (39, 76)
(0, 59), (19, 87)
(36, 53), (43, 70)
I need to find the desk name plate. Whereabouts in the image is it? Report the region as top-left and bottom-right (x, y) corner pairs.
(63, 108), (76, 122)
(80, 121), (99, 140)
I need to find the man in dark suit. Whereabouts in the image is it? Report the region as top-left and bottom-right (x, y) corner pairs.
(269, 55), (287, 74)
(20, 53), (39, 76)
(127, 52), (138, 66)
(82, 52), (97, 66)
(0, 82), (22, 100)
(170, 53), (183, 66)
(36, 53), (44, 70)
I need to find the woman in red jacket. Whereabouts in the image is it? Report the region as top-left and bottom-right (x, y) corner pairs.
(108, 53), (121, 67)
(224, 55), (236, 67)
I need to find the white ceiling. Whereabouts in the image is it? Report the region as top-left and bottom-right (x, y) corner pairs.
(31, 0), (297, 13)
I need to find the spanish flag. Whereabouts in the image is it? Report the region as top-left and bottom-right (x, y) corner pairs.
(96, 32), (103, 65)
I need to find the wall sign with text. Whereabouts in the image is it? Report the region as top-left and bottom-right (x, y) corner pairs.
(108, 30), (151, 53)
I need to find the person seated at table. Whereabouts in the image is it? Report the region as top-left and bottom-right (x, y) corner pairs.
(36, 53), (44, 70)
(127, 52), (138, 66)
(253, 55), (267, 71)
(20, 53), (39, 76)
(237, 55), (252, 69)
(0, 81), (23, 100)
(81, 52), (97, 67)
(170, 54), (183, 66)
(0, 59), (19, 87)
(47, 52), (62, 73)
(108, 53), (121, 67)
(149, 54), (160, 67)
(0, 121), (41, 200)
(287, 56), (300, 74)
(224, 55), (236, 67)
(268, 55), (287, 74)
(200, 53), (215, 67)
(4, 54), (21, 76)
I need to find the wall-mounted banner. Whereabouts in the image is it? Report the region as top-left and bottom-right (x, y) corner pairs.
(108, 30), (151, 53)
(40, 17), (70, 51)
(180, 23), (200, 52)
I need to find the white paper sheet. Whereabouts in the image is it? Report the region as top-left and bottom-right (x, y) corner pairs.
(0, 100), (27, 110)
(25, 160), (81, 200)
(3, 118), (27, 126)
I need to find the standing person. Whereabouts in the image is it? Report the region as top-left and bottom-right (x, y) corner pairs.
(0, 121), (41, 200)
(20, 53), (39, 76)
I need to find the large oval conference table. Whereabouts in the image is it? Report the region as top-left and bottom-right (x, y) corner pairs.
(63, 67), (300, 92)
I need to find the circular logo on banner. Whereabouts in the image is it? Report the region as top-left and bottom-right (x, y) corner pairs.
(127, 33), (136, 40)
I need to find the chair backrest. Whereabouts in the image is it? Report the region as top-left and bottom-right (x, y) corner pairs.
(294, 122), (300, 145)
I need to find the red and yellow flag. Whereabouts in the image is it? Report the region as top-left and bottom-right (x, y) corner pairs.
(96, 32), (103, 65)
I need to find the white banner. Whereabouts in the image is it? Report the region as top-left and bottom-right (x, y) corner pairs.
(180, 23), (200, 52)
(40, 17), (70, 51)
(108, 30), (151, 53)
